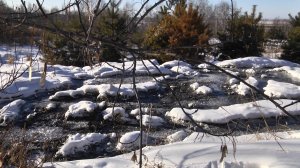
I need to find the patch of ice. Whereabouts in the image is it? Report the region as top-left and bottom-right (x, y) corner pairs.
(0, 99), (26, 126)
(56, 133), (108, 156)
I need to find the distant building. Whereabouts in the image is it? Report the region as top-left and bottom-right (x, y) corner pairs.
(259, 19), (291, 32)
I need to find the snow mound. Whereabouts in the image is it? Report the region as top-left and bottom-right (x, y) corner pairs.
(49, 81), (159, 100)
(190, 82), (213, 95)
(166, 99), (300, 124)
(216, 56), (298, 68)
(167, 130), (188, 143)
(0, 99), (26, 126)
(101, 107), (129, 122)
(116, 131), (148, 151)
(137, 115), (165, 127)
(170, 65), (198, 76)
(56, 133), (108, 156)
(264, 80), (300, 99)
(274, 66), (300, 80)
(234, 77), (258, 96)
(130, 107), (153, 116)
(161, 60), (192, 68)
(65, 101), (105, 119)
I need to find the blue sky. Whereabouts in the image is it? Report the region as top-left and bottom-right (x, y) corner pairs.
(7, 0), (300, 19)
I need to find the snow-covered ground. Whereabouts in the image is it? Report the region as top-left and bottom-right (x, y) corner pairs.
(2, 46), (300, 168)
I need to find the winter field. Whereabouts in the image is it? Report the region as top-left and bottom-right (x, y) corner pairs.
(1, 45), (300, 168)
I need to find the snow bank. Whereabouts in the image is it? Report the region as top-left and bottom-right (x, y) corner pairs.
(216, 56), (298, 68)
(56, 133), (108, 156)
(264, 80), (300, 99)
(65, 101), (105, 119)
(49, 81), (159, 100)
(46, 131), (300, 168)
(0, 99), (25, 126)
(116, 131), (148, 151)
(166, 99), (300, 124)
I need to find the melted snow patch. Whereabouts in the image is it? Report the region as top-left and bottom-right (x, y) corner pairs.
(166, 99), (300, 124)
(0, 99), (26, 126)
(56, 133), (108, 156)
(264, 80), (300, 99)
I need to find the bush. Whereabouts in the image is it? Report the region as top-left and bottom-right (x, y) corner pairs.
(218, 5), (265, 59)
(143, 0), (210, 61)
(282, 27), (300, 63)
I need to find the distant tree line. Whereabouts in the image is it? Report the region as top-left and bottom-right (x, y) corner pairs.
(0, 0), (300, 65)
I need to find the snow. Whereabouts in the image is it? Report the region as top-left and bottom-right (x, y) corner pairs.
(274, 66), (300, 80)
(167, 130), (188, 143)
(208, 38), (221, 45)
(190, 82), (213, 95)
(0, 99), (26, 126)
(49, 81), (159, 100)
(116, 131), (149, 151)
(56, 133), (108, 157)
(170, 65), (199, 76)
(216, 56), (298, 68)
(45, 102), (57, 111)
(161, 60), (192, 68)
(46, 130), (300, 168)
(136, 115), (165, 127)
(235, 76), (258, 95)
(264, 80), (300, 99)
(87, 59), (172, 77)
(166, 99), (300, 124)
(65, 101), (104, 119)
(3, 46), (300, 168)
(101, 107), (129, 122)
